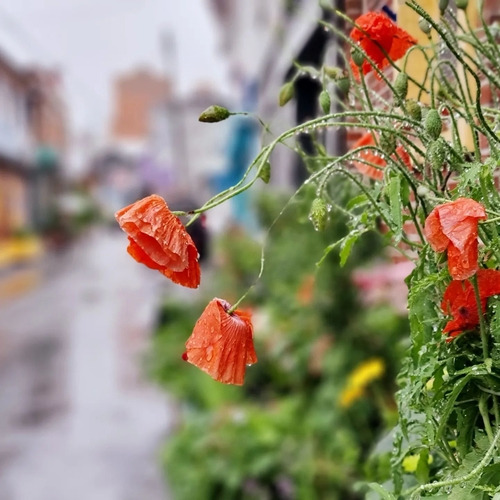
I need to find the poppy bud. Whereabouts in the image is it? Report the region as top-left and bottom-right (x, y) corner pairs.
(309, 198), (328, 232)
(418, 17), (432, 34)
(258, 161), (271, 184)
(406, 99), (422, 121)
(324, 66), (342, 79)
(199, 105), (231, 123)
(351, 47), (365, 67)
(380, 130), (396, 155)
(424, 109), (442, 139)
(439, 0), (449, 14)
(336, 76), (350, 95)
(319, 90), (331, 114)
(428, 138), (447, 170)
(279, 81), (295, 107)
(456, 0), (468, 9)
(394, 72), (409, 101)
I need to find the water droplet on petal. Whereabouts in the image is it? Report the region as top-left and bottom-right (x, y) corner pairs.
(206, 345), (213, 361)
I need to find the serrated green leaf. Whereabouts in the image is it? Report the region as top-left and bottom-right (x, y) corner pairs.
(340, 232), (359, 267)
(456, 406), (478, 458)
(416, 448), (430, 483)
(435, 373), (473, 443)
(366, 482), (397, 500)
(389, 174), (402, 242)
(346, 194), (368, 210)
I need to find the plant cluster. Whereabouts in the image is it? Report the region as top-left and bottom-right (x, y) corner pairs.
(115, 1), (500, 497)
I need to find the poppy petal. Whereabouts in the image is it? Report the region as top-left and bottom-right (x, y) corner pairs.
(447, 238), (479, 280)
(387, 27), (418, 65)
(424, 209), (449, 252)
(351, 133), (386, 180)
(185, 299), (257, 385)
(115, 194), (201, 288)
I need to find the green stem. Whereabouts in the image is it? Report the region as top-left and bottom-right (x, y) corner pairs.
(471, 274), (489, 361)
(409, 425), (500, 499)
(479, 392), (494, 442)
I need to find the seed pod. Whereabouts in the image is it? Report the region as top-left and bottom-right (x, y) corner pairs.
(351, 47), (365, 67)
(428, 138), (446, 170)
(424, 109), (442, 139)
(439, 0), (449, 14)
(380, 131), (396, 156)
(394, 72), (409, 100)
(418, 17), (432, 34)
(309, 198), (328, 232)
(279, 82), (295, 107)
(319, 90), (331, 114)
(406, 99), (422, 121)
(336, 76), (350, 95)
(199, 105), (231, 123)
(258, 161), (271, 184)
(456, 0), (468, 9)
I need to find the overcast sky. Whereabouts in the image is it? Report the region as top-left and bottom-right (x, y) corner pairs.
(0, 0), (229, 134)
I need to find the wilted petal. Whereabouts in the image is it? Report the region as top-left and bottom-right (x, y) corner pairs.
(185, 298), (257, 385)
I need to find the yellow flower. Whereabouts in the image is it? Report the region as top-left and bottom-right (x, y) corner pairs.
(339, 358), (385, 408)
(402, 453), (433, 473)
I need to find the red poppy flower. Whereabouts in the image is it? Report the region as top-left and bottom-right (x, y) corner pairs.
(424, 198), (486, 280)
(441, 269), (500, 339)
(351, 133), (412, 180)
(184, 298), (257, 385)
(115, 194), (200, 288)
(350, 12), (417, 80)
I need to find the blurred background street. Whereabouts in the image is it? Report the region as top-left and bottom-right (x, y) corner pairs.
(0, 228), (171, 500)
(0, 0), (417, 498)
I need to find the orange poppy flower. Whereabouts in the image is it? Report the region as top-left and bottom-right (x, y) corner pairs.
(184, 298), (257, 385)
(351, 133), (412, 180)
(424, 198), (486, 280)
(115, 194), (200, 288)
(350, 12), (417, 80)
(441, 269), (500, 339)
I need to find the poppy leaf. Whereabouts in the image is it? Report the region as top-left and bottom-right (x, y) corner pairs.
(389, 174), (402, 243)
(340, 232), (360, 267)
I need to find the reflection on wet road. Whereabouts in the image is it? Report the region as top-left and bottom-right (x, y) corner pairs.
(0, 228), (173, 500)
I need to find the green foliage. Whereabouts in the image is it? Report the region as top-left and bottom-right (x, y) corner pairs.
(148, 189), (409, 498)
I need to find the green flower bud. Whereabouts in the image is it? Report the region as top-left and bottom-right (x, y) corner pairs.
(279, 81), (295, 107)
(351, 47), (365, 67)
(418, 17), (432, 34)
(336, 76), (350, 95)
(439, 0), (449, 14)
(406, 99), (422, 121)
(394, 72), (409, 100)
(428, 138), (447, 170)
(319, 90), (331, 114)
(258, 161), (271, 184)
(456, 0), (468, 9)
(198, 105), (231, 123)
(380, 130), (396, 156)
(309, 198), (328, 232)
(424, 109), (442, 139)
(324, 66), (342, 79)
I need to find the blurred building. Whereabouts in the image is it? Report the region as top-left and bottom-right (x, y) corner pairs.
(110, 67), (171, 154)
(0, 49), (68, 243)
(208, 0), (329, 188)
(149, 85), (230, 201)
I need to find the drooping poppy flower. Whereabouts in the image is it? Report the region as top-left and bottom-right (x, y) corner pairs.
(350, 132), (412, 180)
(115, 194), (200, 288)
(349, 12), (417, 80)
(184, 298), (257, 385)
(441, 269), (500, 339)
(424, 198), (486, 280)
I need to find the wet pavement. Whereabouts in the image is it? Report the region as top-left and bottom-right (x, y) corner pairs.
(0, 228), (174, 500)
